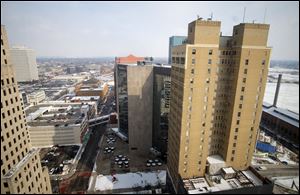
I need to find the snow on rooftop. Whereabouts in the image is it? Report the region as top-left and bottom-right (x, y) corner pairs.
(273, 176), (299, 191)
(189, 178), (209, 189)
(242, 170), (263, 186)
(207, 155), (226, 164)
(71, 96), (100, 101)
(94, 170), (166, 191)
(212, 177), (232, 191)
(222, 167), (236, 174)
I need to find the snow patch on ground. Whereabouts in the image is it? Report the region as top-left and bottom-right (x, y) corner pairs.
(264, 82), (299, 114)
(94, 170), (166, 191)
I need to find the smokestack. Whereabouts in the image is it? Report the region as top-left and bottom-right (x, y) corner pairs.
(273, 74), (282, 107)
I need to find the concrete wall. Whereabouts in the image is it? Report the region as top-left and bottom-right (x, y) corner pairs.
(28, 125), (82, 147)
(127, 65), (153, 156)
(10, 47), (39, 82)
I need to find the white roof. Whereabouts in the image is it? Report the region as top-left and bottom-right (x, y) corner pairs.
(207, 155), (226, 164)
(71, 96), (100, 101)
(212, 177), (232, 191)
(222, 167), (235, 174)
(94, 170), (166, 191)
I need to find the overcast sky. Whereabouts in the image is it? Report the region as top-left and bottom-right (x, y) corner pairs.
(1, 1), (299, 60)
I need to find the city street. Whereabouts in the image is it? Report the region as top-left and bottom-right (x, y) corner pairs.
(60, 124), (106, 193)
(58, 89), (115, 193)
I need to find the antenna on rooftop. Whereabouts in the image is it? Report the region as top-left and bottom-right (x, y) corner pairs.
(243, 7), (246, 23)
(263, 8), (267, 23)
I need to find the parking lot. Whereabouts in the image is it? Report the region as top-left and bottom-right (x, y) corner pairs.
(39, 145), (80, 175)
(96, 128), (166, 175)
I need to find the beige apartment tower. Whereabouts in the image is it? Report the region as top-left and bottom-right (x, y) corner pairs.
(167, 19), (271, 190)
(1, 25), (52, 194)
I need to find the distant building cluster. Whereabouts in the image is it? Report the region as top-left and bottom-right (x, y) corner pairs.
(1, 13), (299, 195)
(75, 77), (109, 98)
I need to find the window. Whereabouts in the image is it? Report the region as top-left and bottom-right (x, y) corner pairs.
(209, 50), (213, 55)
(243, 78), (246, 83)
(237, 112), (241, 117)
(231, 157), (234, 161)
(241, 87), (245, 92)
(232, 150), (235, 154)
(240, 96), (243, 100)
(3, 89), (6, 96)
(245, 59), (249, 65)
(192, 49), (196, 54)
(235, 128), (238, 133)
(244, 69), (248, 74)
(237, 120), (240, 125)
(208, 68), (211, 74)
(191, 69), (194, 74)
(262, 60), (266, 65)
(4, 59), (7, 64)
(2, 49), (6, 55)
(208, 59), (212, 64)
(192, 58), (195, 65)
(180, 57), (185, 64)
(233, 143), (236, 147)
(172, 57), (175, 63)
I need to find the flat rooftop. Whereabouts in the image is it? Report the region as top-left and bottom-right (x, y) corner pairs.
(70, 96), (100, 101)
(183, 168), (265, 194)
(263, 106), (299, 128)
(25, 102), (90, 126)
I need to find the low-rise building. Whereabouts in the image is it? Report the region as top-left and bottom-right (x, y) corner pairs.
(76, 83), (108, 98)
(75, 78), (109, 98)
(27, 90), (46, 105)
(25, 102), (96, 147)
(260, 102), (299, 154)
